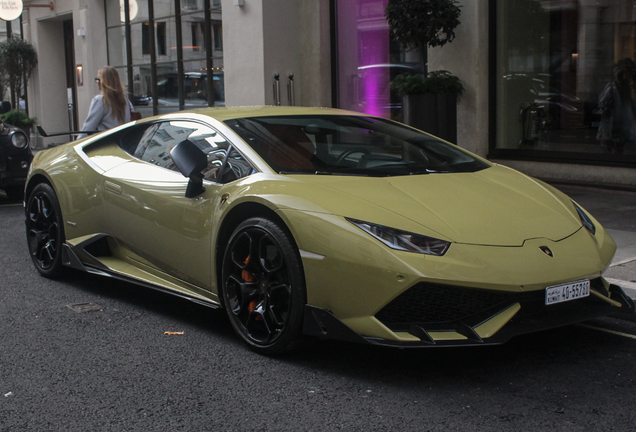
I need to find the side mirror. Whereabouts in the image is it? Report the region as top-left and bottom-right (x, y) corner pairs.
(170, 139), (207, 198)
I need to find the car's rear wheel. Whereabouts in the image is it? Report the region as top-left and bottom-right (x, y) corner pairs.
(221, 217), (306, 355)
(25, 183), (66, 278)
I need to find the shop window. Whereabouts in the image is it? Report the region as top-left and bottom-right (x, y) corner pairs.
(191, 23), (199, 51)
(106, 0), (224, 116)
(493, 0), (636, 162)
(191, 22), (204, 51)
(156, 22), (167, 56)
(213, 22), (223, 51)
(183, 13), (206, 60)
(335, 0), (422, 121)
(182, 0), (198, 11)
(142, 22), (150, 55)
(107, 26), (127, 67)
(141, 22), (167, 56)
(154, 0), (175, 20)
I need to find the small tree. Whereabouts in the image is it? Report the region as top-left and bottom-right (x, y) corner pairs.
(0, 79), (7, 102)
(385, 0), (462, 73)
(0, 37), (38, 110)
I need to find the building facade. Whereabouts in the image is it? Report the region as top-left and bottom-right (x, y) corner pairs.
(14, 0), (636, 187)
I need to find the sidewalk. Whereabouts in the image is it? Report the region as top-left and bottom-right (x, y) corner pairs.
(554, 184), (636, 300)
(603, 235), (636, 299)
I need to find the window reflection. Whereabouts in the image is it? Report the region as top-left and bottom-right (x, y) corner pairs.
(106, 0), (224, 115)
(107, 26), (127, 68)
(496, 0), (636, 159)
(140, 20), (170, 57)
(336, 0), (422, 121)
(154, 0), (174, 19)
(182, 11), (206, 59)
(134, 121), (253, 182)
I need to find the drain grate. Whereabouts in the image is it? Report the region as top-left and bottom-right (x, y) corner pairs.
(67, 303), (103, 313)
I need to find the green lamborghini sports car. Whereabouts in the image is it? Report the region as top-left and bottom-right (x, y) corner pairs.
(24, 107), (634, 354)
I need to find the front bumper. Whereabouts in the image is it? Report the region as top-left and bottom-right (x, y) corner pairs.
(302, 283), (635, 347)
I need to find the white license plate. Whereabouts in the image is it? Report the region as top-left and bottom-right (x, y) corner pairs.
(545, 280), (590, 305)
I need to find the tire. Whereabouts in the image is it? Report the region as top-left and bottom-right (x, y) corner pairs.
(221, 217), (306, 355)
(25, 183), (66, 278)
(4, 186), (24, 201)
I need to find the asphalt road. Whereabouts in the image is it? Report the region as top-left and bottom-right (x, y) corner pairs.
(2, 193), (636, 431)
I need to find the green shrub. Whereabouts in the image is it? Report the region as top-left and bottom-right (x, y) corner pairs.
(391, 70), (464, 98)
(0, 109), (37, 130)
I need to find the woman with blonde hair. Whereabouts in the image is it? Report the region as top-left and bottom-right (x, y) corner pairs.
(80, 66), (132, 137)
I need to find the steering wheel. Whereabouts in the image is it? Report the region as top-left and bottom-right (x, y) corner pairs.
(335, 148), (371, 166)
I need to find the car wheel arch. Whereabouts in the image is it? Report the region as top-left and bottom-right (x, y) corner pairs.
(214, 202), (302, 304)
(25, 174), (54, 205)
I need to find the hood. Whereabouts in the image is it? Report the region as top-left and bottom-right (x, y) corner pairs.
(296, 165), (582, 247)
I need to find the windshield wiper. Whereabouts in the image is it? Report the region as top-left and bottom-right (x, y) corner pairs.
(278, 170), (369, 177)
(315, 170), (370, 177)
(404, 169), (451, 175)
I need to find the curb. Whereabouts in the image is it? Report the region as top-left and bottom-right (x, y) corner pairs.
(605, 278), (636, 300)
(605, 278), (636, 323)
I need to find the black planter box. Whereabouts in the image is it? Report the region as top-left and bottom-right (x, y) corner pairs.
(402, 93), (458, 144)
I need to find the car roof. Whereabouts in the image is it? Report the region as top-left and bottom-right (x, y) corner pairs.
(173, 106), (364, 122)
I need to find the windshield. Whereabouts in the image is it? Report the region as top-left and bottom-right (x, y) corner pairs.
(224, 115), (489, 176)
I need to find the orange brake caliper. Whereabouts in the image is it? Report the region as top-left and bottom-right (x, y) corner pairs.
(241, 255), (259, 315)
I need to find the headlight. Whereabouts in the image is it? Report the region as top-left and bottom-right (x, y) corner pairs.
(347, 218), (451, 256)
(572, 201), (596, 235)
(10, 131), (28, 149)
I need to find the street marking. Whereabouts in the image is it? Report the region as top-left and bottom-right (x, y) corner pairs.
(0, 203), (22, 207)
(577, 323), (636, 340)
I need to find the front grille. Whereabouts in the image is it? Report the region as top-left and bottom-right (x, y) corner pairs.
(375, 279), (607, 332)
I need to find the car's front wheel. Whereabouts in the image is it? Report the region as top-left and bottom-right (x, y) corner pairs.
(25, 183), (66, 278)
(221, 217), (306, 355)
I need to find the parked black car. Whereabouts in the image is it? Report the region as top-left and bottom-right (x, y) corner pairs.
(0, 102), (32, 200)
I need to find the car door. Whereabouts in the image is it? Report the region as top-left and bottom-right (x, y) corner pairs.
(101, 120), (236, 290)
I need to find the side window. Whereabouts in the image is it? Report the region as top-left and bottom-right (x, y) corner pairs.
(131, 120), (253, 181)
(132, 123), (161, 159)
(219, 147), (257, 183)
(135, 122), (184, 171)
(117, 123), (159, 155)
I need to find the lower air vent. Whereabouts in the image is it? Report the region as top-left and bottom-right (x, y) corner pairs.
(376, 278), (607, 332)
(83, 235), (113, 258)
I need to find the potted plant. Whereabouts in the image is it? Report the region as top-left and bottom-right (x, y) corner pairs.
(385, 0), (462, 142)
(391, 70), (464, 143)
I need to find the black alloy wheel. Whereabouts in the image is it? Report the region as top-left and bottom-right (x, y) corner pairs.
(221, 217), (306, 354)
(25, 183), (66, 278)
